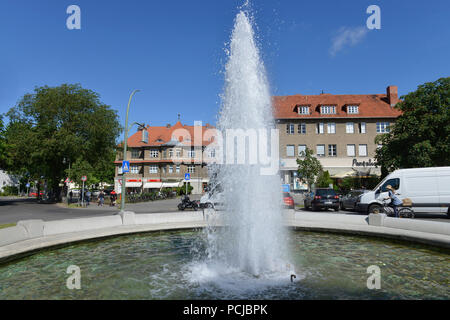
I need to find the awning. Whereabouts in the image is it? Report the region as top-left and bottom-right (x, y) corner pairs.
(162, 182), (181, 188)
(125, 182), (142, 187)
(143, 182), (163, 189)
(330, 170), (356, 179)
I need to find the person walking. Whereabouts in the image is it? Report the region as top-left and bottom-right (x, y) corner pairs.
(110, 190), (117, 206)
(98, 190), (105, 206)
(85, 190), (91, 206)
(384, 185), (402, 218)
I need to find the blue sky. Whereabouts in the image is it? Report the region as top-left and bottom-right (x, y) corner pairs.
(1, 0), (449, 132)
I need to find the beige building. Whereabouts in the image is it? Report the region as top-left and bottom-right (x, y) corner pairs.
(114, 121), (215, 195)
(273, 85), (402, 190)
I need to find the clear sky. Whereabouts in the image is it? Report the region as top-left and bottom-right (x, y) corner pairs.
(1, 0), (449, 132)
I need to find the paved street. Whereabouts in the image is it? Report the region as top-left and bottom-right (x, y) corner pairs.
(0, 196), (448, 225)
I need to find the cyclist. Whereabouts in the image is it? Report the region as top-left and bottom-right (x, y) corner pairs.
(384, 185), (402, 218)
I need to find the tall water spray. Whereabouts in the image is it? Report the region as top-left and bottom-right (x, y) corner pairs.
(203, 9), (290, 278)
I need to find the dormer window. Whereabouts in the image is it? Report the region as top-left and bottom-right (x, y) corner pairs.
(141, 130), (149, 143)
(297, 106), (310, 115)
(320, 105), (336, 114)
(347, 105), (359, 114)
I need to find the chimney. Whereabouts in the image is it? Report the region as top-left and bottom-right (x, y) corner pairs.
(166, 124), (171, 128)
(387, 85), (398, 107)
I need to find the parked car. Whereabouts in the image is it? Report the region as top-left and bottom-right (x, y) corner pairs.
(283, 192), (295, 209)
(340, 189), (370, 210)
(356, 167), (450, 216)
(304, 188), (340, 211)
(29, 191), (44, 197)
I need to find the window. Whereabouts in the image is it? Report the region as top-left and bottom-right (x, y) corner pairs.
(358, 144), (368, 157)
(359, 122), (366, 134)
(176, 165), (180, 173)
(130, 165), (139, 174)
(168, 166), (173, 173)
(346, 122), (354, 134)
(286, 124), (294, 135)
(149, 165), (158, 174)
(142, 130), (148, 143)
(316, 144), (325, 157)
(376, 122), (390, 133)
(286, 145), (295, 157)
(316, 123), (324, 134)
(131, 149), (140, 159)
(380, 178), (400, 192)
(328, 144), (337, 157)
(169, 149), (174, 158)
(298, 123), (306, 134)
(176, 149), (181, 158)
(187, 165), (195, 174)
(162, 150), (167, 158)
(118, 167), (123, 174)
(209, 148), (216, 158)
(327, 123), (336, 134)
(150, 149), (159, 158)
(188, 148), (196, 158)
(347, 144), (356, 157)
(298, 145), (306, 157)
(162, 166), (166, 174)
(298, 106), (310, 115)
(347, 105), (359, 114)
(320, 105), (336, 114)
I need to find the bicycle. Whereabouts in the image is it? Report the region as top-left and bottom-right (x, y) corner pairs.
(374, 200), (415, 218)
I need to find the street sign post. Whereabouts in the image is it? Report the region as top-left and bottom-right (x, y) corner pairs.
(81, 176), (87, 207)
(185, 173), (190, 195)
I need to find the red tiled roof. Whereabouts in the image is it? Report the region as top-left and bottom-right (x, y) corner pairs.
(126, 121), (215, 148)
(272, 92), (402, 119)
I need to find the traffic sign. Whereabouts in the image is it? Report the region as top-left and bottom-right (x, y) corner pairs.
(282, 184), (290, 193)
(26, 183), (30, 188)
(81, 176), (87, 182)
(185, 173), (190, 181)
(122, 161), (130, 173)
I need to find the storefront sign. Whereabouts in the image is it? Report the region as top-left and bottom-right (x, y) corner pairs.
(352, 159), (376, 167)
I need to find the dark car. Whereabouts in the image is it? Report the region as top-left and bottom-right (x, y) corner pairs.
(283, 192), (295, 209)
(304, 188), (340, 211)
(340, 189), (369, 210)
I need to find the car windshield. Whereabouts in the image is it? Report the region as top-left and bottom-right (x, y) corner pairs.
(315, 189), (336, 196)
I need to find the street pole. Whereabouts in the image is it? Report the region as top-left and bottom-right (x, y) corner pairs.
(121, 89), (140, 213)
(82, 180), (85, 207)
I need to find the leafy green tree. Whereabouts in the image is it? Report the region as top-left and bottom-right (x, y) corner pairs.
(297, 147), (323, 191)
(66, 158), (99, 188)
(316, 170), (333, 188)
(375, 77), (450, 171)
(4, 84), (121, 197)
(0, 115), (7, 169)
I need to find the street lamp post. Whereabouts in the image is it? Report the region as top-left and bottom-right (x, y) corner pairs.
(120, 90), (141, 213)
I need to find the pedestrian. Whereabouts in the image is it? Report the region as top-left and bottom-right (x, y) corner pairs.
(86, 190), (91, 206)
(110, 190), (117, 206)
(68, 190), (73, 205)
(384, 185), (402, 218)
(98, 190), (105, 206)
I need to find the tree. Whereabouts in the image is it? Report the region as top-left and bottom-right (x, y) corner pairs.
(296, 147), (323, 191)
(375, 77), (450, 171)
(4, 84), (121, 197)
(67, 158), (99, 188)
(0, 115), (7, 169)
(316, 170), (333, 188)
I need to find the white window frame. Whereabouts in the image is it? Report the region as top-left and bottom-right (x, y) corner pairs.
(347, 105), (359, 114)
(347, 144), (356, 157)
(286, 145), (295, 157)
(176, 165), (180, 173)
(327, 123), (336, 134)
(320, 105), (336, 114)
(346, 122), (355, 134)
(328, 144), (337, 157)
(168, 166), (173, 173)
(130, 165), (139, 174)
(168, 149), (174, 158)
(358, 144), (368, 157)
(298, 145), (306, 157)
(188, 149), (196, 158)
(316, 123), (324, 134)
(287, 124), (295, 135)
(176, 149), (181, 158)
(298, 123), (306, 134)
(187, 165), (195, 174)
(131, 149), (140, 159)
(376, 122), (390, 133)
(316, 144), (325, 157)
(149, 165), (158, 174)
(298, 106), (310, 115)
(359, 122), (366, 134)
(149, 149), (159, 158)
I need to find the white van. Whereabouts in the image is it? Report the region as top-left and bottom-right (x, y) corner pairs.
(356, 167), (450, 217)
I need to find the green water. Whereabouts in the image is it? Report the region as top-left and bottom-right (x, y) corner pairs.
(0, 230), (448, 299)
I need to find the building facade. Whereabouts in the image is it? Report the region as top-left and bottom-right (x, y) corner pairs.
(114, 121), (215, 195)
(273, 85), (402, 191)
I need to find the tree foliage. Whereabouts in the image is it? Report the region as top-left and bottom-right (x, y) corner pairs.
(375, 77), (450, 171)
(316, 170), (333, 188)
(4, 84), (121, 193)
(296, 147), (323, 191)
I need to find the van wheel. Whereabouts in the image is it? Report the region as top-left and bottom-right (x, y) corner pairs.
(369, 204), (382, 214)
(447, 208), (450, 219)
